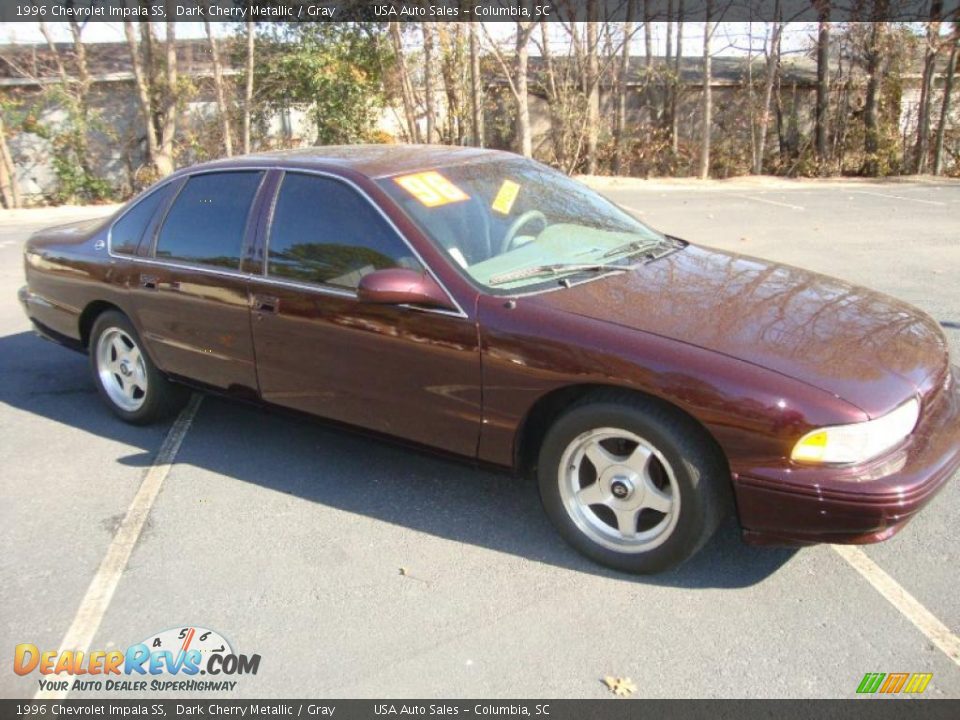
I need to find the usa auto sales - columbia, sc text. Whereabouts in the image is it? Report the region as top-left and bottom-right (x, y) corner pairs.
(374, 706), (551, 716)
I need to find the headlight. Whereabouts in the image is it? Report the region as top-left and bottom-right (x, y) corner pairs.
(791, 398), (920, 465)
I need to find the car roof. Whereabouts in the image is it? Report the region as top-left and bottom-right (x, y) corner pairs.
(183, 144), (519, 180)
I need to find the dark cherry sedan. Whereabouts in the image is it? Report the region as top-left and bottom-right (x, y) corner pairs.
(19, 146), (960, 573)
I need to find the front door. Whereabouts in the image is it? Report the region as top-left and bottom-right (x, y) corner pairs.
(249, 171), (482, 457)
(132, 170), (266, 394)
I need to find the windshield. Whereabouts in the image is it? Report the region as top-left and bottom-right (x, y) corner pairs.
(377, 158), (670, 292)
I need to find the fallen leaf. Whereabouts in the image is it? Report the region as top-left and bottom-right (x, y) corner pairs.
(602, 676), (637, 697)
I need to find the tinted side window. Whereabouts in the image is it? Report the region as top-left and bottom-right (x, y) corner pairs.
(268, 173), (421, 289)
(155, 172), (263, 269)
(111, 184), (170, 255)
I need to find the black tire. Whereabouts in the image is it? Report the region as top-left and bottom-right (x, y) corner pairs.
(537, 391), (731, 574)
(88, 310), (189, 425)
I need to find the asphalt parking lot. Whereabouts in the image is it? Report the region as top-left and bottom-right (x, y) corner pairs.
(1, 178), (958, 699)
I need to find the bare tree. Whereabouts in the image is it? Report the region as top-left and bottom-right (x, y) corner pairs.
(862, 21), (886, 175)
(123, 20), (178, 178)
(203, 19), (233, 157)
(933, 21), (959, 175)
(435, 25), (467, 145)
(483, 19), (537, 157)
(613, 1), (636, 174)
(754, 16), (783, 174)
(584, 3), (600, 174)
(39, 19), (99, 195)
(815, 7), (830, 171)
(0, 110), (20, 208)
(469, 19), (483, 147)
(390, 22), (421, 143)
(699, 11), (715, 179)
(243, 19), (254, 154)
(643, 1), (652, 69)
(914, 0), (943, 173)
(423, 23), (436, 143)
(671, 1), (685, 153)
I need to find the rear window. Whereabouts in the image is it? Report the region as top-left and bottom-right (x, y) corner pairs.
(111, 185), (171, 255)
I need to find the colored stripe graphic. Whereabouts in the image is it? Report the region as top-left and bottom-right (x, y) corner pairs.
(857, 673), (885, 693)
(880, 673), (909, 693)
(903, 673), (933, 694)
(857, 672), (931, 694)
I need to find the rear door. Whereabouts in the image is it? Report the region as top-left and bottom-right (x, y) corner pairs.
(248, 171), (483, 457)
(131, 170), (266, 394)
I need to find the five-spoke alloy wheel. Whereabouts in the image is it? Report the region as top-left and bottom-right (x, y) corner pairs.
(96, 327), (148, 412)
(559, 428), (681, 554)
(89, 310), (187, 424)
(538, 392), (730, 573)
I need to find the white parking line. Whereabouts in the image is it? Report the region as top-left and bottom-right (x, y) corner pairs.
(730, 193), (805, 211)
(851, 190), (947, 206)
(34, 395), (203, 700)
(832, 545), (960, 667)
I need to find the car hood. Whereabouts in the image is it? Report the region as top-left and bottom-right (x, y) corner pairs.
(529, 244), (949, 417)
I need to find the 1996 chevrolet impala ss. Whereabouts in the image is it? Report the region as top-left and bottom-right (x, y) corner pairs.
(19, 146), (960, 573)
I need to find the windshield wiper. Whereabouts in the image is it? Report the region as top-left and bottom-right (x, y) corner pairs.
(600, 238), (664, 260)
(488, 263), (629, 286)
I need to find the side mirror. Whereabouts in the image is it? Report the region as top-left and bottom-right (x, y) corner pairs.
(357, 268), (455, 311)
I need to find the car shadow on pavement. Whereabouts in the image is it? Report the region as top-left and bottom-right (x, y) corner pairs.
(0, 330), (798, 590)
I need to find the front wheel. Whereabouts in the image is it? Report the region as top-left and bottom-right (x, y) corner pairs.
(537, 393), (730, 574)
(89, 310), (188, 424)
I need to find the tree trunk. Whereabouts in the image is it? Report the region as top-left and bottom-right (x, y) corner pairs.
(585, 5), (600, 174)
(540, 20), (567, 167)
(422, 24), (436, 143)
(699, 15), (714, 180)
(204, 19), (233, 157)
(515, 23), (533, 158)
(914, 2), (943, 173)
(481, 20), (535, 157)
(863, 22), (885, 175)
(815, 13), (830, 171)
(613, 2), (636, 175)
(469, 20), (483, 147)
(0, 112), (20, 208)
(123, 20), (160, 175)
(665, 1), (673, 63)
(643, 2), (652, 69)
(154, 21), (177, 177)
(390, 22), (421, 143)
(754, 18), (782, 174)
(243, 19), (254, 154)
(671, 1), (684, 153)
(933, 24), (959, 176)
(40, 20), (95, 196)
(437, 25), (465, 144)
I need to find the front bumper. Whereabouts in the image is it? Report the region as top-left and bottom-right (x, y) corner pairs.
(734, 365), (960, 546)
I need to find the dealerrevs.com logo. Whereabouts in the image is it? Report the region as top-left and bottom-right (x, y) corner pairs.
(856, 672), (932, 695)
(14, 626), (261, 693)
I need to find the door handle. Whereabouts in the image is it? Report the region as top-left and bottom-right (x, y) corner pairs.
(139, 273), (158, 290)
(253, 294), (279, 314)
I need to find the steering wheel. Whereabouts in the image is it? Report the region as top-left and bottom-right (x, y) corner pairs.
(500, 210), (547, 254)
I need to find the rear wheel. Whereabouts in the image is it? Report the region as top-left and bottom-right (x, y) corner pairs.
(537, 393), (730, 573)
(89, 311), (188, 424)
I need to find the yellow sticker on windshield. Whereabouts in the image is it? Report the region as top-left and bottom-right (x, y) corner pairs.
(394, 171), (469, 208)
(492, 179), (521, 215)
